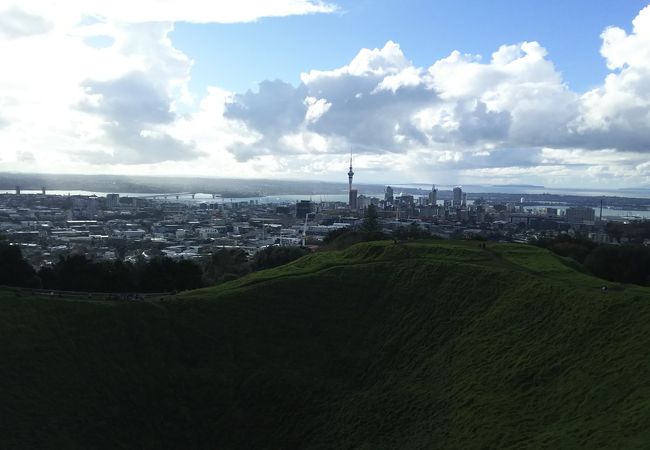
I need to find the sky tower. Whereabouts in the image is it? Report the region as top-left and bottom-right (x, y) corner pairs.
(347, 153), (354, 192)
(347, 152), (358, 210)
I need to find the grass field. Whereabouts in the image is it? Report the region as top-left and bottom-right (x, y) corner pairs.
(2, 240), (650, 449)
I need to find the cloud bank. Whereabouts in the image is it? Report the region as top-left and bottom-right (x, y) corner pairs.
(1, 2), (650, 188)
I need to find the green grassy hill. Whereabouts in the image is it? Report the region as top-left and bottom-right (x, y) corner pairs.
(2, 241), (650, 449)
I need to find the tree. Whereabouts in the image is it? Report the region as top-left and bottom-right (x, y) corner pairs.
(361, 204), (380, 233)
(534, 235), (596, 264)
(201, 249), (249, 285)
(584, 245), (650, 285)
(251, 246), (309, 271)
(0, 243), (38, 287)
(323, 227), (350, 245)
(138, 257), (203, 292)
(393, 226), (409, 241)
(409, 221), (424, 238)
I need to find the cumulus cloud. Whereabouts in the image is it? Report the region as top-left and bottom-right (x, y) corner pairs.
(570, 5), (650, 152)
(0, 16), (200, 166)
(0, 1), (337, 171)
(78, 71), (199, 164)
(0, 101), (8, 128)
(16, 150), (35, 162)
(226, 80), (308, 139)
(304, 97), (332, 123)
(2, 1), (337, 26)
(2, 1), (650, 188)
(222, 40), (572, 161)
(217, 6), (650, 188)
(224, 41), (437, 160)
(80, 72), (175, 125)
(0, 7), (51, 39)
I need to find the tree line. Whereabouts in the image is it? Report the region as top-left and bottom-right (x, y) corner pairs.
(0, 240), (308, 293)
(322, 205), (433, 250)
(534, 235), (650, 286)
(605, 221), (650, 244)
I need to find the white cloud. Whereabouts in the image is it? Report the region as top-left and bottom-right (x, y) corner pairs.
(301, 40), (409, 84)
(216, 5), (650, 186)
(0, 18), (195, 166)
(2, 1), (650, 188)
(0, 1), (337, 27)
(0, 6), (51, 39)
(224, 39), (571, 160)
(374, 66), (423, 93)
(570, 5), (650, 153)
(0, 1), (337, 171)
(304, 97), (332, 123)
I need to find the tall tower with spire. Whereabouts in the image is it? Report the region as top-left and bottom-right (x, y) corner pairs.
(347, 153), (354, 192)
(347, 152), (358, 210)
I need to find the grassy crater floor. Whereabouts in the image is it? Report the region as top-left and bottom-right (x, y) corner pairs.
(1, 240), (650, 449)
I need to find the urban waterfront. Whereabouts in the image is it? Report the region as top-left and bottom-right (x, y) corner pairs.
(4, 189), (649, 219)
(2, 178), (649, 273)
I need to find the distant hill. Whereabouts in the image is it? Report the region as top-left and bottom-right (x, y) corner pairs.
(2, 241), (650, 449)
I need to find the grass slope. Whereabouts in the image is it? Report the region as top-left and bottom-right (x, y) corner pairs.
(1, 241), (650, 449)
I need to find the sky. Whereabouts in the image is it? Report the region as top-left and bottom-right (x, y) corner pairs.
(0, 0), (650, 188)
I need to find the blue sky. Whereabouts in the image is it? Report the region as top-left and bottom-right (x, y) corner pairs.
(2, 0), (650, 188)
(171, 0), (649, 95)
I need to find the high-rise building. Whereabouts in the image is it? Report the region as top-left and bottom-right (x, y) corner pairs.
(296, 200), (313, 219)
(106, 193), (120, 209)
(428, 185), (438, 206)
(349, 189), (358, 210)
(357, 195), (371, 210)
(452, 186), (462, 207)
(385, 186), (394, 203)
(15, 186), (20, 195)
(462, 193), (467, 207)
(396, 194), (414, 207)
(87, 196), (98, 216)
(566, 207), (595, 224)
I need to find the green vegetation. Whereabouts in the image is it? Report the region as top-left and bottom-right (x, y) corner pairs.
(360, 203), (380, 233)
(249, 245), (310, 271)
(535, 235), (650, 285)
(37, 254), (204, 292)
(2, 240), (650, 449)
(605, 221), (650, 243)
(321, 205), (389, 250)
(0, 242), (40, 287)
(2, 245), (310, 293)
(322, 204), (433, 251)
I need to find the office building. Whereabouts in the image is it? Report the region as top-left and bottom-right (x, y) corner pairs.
(296, 200), (313, 219)
(106, 193), (120, 209)
(428, 185), (438, 206)
(385, 186), (394, 203)
(566, 207), (596, 224)
(453, 186), (462, 207)
(357, 195), (371, 210)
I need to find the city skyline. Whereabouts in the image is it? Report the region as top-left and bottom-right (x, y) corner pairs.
(1, 1), (650, 188)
